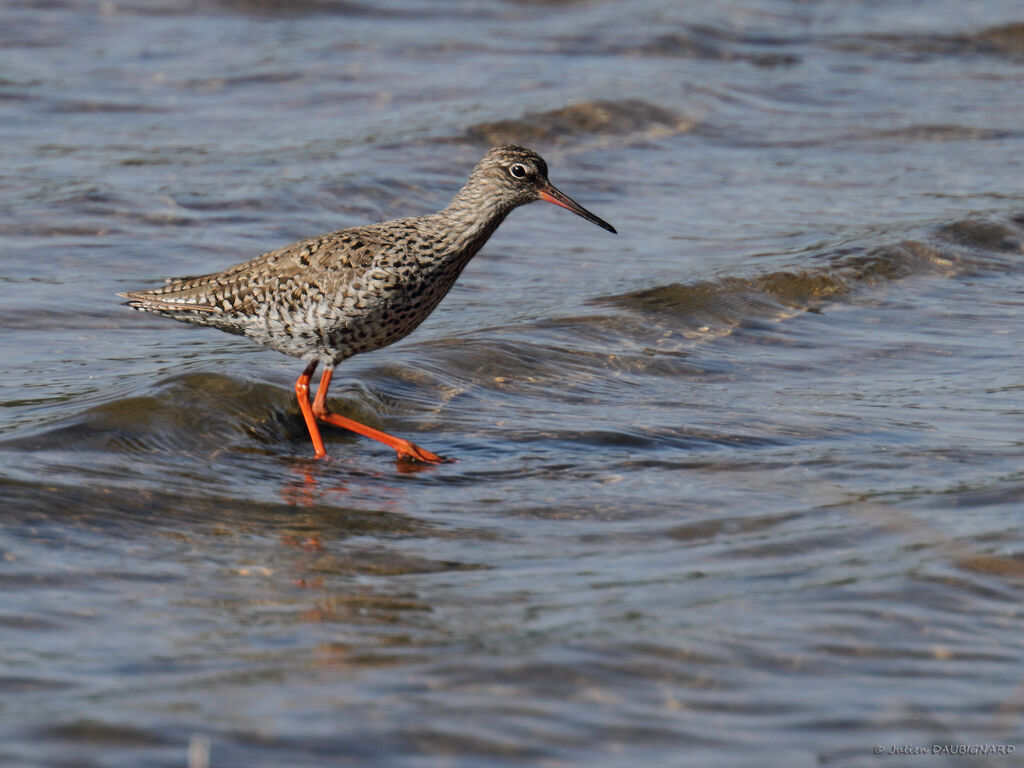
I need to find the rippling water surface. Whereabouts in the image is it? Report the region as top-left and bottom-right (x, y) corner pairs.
(2, 1), (1024, 766)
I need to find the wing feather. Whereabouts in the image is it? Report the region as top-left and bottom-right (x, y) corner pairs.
(118, 226), (396, 324)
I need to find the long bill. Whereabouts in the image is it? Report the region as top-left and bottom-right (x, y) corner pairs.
(538, 185), (617, 234)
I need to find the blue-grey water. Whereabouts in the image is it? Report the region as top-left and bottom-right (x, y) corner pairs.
(2, 1), (1023, 766)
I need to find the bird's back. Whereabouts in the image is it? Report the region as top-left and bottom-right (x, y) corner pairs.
(120, 215), (478, 364)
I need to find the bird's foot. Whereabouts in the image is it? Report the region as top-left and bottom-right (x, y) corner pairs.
(394, 439), (452, 464)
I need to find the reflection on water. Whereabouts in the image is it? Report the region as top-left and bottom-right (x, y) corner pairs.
(1, 0), (1024, 765)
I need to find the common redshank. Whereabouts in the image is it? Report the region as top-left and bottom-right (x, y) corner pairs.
(120, 146), (616, 462)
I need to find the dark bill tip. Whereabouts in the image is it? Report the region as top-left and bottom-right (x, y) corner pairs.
(538, 186), (617, 234)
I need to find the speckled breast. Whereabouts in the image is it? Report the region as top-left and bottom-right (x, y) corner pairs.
(245, 250), (471, 365)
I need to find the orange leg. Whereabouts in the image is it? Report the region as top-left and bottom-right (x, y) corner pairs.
(296, 362), (447, 463)
(295, 360), (327, 459)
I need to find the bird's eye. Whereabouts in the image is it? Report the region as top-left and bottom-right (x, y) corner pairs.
(509, 163), (528, 179)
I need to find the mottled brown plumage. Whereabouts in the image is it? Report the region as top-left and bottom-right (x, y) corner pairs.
(120, 146), (616, 462)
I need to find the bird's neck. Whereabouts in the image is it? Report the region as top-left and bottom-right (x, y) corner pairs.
(435, 181), (514, 260)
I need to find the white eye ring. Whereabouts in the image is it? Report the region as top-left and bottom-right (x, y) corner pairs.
(509, 163), (528, 179)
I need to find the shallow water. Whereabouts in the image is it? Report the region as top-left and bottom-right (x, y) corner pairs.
(2, 1), (1024, 766)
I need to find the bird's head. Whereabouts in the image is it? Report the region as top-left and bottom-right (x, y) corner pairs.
(468, 146), (617, 234)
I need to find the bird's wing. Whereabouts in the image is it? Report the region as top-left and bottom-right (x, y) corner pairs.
(119, 227), (394, 320)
